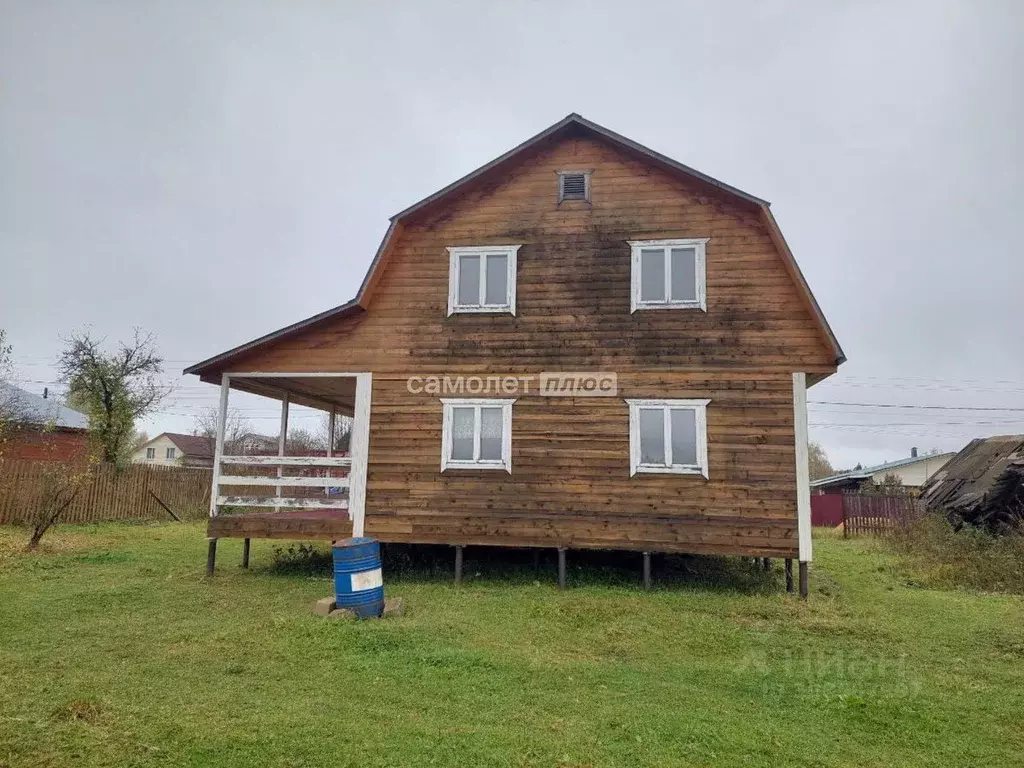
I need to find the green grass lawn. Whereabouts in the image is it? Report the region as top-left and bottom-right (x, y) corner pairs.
(1, 523), (1022, 768)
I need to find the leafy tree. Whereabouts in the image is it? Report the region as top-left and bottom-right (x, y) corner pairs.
(58, 329), (169, 466)
(808, 441), (835, 480)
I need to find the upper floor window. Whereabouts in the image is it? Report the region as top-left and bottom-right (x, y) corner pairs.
(558, 171), (590, 203)
(440, 398), (514, 472)
(447, 245), (520, 316)
(629, 238), (708, 312)
(626, 398), (710, 477)
(146, 447), (155, 459)
(166, 447), (176, 460)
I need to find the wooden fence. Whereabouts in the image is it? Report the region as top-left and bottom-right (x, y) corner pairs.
(842, 493), (925, 537)
(0, 460), (211, 525)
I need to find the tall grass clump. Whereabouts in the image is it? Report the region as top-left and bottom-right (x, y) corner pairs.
(887, 513), (1024, 594)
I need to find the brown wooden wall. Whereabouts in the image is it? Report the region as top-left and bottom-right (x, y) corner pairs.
(218, 133), (837, 557)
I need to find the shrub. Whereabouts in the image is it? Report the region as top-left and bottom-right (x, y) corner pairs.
(887, 514), (1024, 594)
(269, 543), (331, 575)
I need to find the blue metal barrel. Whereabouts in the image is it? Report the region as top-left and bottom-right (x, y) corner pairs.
(332, 537), (384, 618)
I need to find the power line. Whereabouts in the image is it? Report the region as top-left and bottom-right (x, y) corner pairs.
(810, 400), (1024, 412)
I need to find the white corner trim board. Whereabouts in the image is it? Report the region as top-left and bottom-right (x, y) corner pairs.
(793, 372), (812, 563)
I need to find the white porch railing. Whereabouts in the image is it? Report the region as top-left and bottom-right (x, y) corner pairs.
(215, 455), (351, 509)
(207, 371), (372, 537)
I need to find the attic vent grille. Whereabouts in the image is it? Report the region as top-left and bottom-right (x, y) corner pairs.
(559, 172), (589, 202)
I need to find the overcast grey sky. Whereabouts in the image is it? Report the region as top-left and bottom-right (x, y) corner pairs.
(2, 0), (1022, 470)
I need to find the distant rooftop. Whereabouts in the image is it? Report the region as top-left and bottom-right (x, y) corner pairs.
(811, 451), (956, 488)
(0, 381), (89, 430)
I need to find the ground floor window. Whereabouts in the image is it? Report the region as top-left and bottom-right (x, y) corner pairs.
(626, 398), (710, 477)
(440, 398), (514, 472)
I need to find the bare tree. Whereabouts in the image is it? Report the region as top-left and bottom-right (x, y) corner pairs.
(58, 329), (170, 466)
(808, 441), (835, 481)
(317, 412), (352, 454)
(193, 406), (252, 453)
(25, 458), (97, 552)
(286, 427), (324, 454)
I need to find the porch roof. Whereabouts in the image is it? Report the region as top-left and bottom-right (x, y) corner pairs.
(224, 373), (358, 416)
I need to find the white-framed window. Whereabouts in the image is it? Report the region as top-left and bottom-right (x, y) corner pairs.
(166, 447), (176, 460)
(447, 245), (520, 316)
(629, 238), (708, 312)
(626, 399), (710, 477)
(146, 447), (155, 460)
(440, 398), (514, 472)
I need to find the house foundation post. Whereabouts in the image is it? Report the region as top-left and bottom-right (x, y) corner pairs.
(206, 538), (217, 576)
(241, 538), (250, 569)
(454, 545), (464, 585)
(557, 548), (567, 590)
(785, 558), (794, 593)
(799, 562), (809, 599)
(762, 557), (771, 571)
(642, 551), (652, 591)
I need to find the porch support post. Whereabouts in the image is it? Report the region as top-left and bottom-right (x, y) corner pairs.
(241, 538), (250, 569)
(349, 373), (373, 538)
(276, 392), (290, 506)
(209, 374), (230, 518)
(762, 557), (771, 571)
(785, 558), (794, 593)
(454, 545), (464, 585)
(206, 538), (217, 576)
(642, 551), (652, 591)
(557, 548), (567, 590)
(793, 372), (812, 599)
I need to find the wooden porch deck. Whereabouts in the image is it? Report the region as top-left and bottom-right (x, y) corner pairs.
(208, 510), (353, 541)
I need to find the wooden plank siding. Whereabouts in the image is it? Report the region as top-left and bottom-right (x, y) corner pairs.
(208, 134), (836, 557)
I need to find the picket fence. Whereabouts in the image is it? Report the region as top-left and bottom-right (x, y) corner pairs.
(0, 460), (210, 525)
(842, 493), (925, 537)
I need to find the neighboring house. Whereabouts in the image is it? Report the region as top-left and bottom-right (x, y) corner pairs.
(921, 435), (1024, 533)
(0, 381), (90, 462)
(132, 432), (214, 469)
(811, 448), (955, 494)
(185, 113), (845, 594)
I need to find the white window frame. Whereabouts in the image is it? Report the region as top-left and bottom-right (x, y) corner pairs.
(626, 398), (710, 478)
(145, 447), (155, 460)
(440, 398), (515, 473)
(447, 245), (520, 316)
(629, 238), (709, 313)
(165, 447), (176, 460)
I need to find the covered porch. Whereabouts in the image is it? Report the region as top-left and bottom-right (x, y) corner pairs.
(204, 372), (372, 572)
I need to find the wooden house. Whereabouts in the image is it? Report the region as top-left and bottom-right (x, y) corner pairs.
(185, 114), (844, 595)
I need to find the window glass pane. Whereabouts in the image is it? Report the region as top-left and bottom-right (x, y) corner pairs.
(670, 408), (698, 465)
(479, 407), (503, 460)
(638, 408), (665, 465)
(457, 255), (480, 305)
(484, 254), (508, 305)
(451, 407), (475, 460)
(670, 247), (697, 301)
(640, 249), (665, 302)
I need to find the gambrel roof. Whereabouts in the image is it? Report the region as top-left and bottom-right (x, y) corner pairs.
(186, 113), (844, 377)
